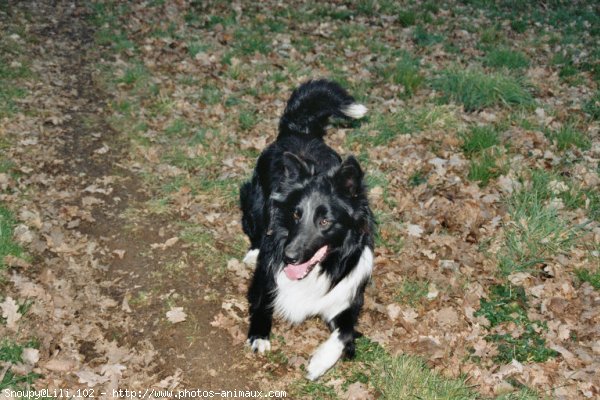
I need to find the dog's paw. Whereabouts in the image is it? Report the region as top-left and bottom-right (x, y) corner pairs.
(243, 249), (259, 265)
(305, 334), (344, 381)
(247, 337), (271, 354)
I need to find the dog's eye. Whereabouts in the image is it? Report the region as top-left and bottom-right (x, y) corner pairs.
(319, 218), (330, 227)
(293, 210), (301, 221)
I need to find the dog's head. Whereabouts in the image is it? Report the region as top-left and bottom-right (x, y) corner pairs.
(271, 153), (369, 280)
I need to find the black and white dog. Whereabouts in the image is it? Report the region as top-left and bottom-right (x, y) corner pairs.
(239, 80), (374, 380)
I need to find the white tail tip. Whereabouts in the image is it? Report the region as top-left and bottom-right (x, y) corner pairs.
(243, 249), (259, 265)
(342, 103), (368, 119)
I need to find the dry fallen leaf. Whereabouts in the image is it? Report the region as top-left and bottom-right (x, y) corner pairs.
(343, 382), (373, 400)
(166, 307), (187, 323)
(22, 348), (40, 366)
(75, 369), (110, 387)
(0, 296), (21, 330)
(43, 358), (78, 372)
(407, 224), (423, 238)
(151, 237), (179, 250)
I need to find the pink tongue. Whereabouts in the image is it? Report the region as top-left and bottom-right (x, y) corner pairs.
(284, 245), (328, 280)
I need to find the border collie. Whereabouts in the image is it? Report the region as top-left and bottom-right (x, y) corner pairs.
(239, 80), (374, 380)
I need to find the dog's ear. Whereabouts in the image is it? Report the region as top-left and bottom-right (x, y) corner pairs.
(334, 156), (364, 197)
(283, 152), (311, 181)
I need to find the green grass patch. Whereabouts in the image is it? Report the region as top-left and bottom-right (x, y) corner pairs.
(238, 108), (258, 131)
(499, 171), (581, 274)
(164, 119), (190, 137)
(395, 279), (428, 306)
(180, 225), (246, 275)
(468, 149), (504, 187)
(348, 105), (458, 147)
(292, 337), (480, 399)
(198, 84), (222, 105)
(475, 284), (558, 363)
(434, 68), (534, 111)
(232, 26), (271, 56)
(377, 52), (423, 98)
(408, 170), (427, 187)
(575, 268), (600, 290)
(460, 125), (500, 156)
(362, 338), (478, 399)
(292, 379), (337, 400)
(545, 124), (591, 151)
(0, 58), (29, 118)
(116, 63), (148, 87)
(397, 10), (417, 27)
(413, 25), (444, 47)
(95, 27), (135, 52)
(0, 206), (23, 270)
(510, 19), (528, 34)
(480, 25), (504, 45)
(0, 339), (41, 391)
(484, 48), (530, 70)
(584, 90), (600, 120)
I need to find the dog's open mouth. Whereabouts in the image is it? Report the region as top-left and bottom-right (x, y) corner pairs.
(283, 245), (328, 280)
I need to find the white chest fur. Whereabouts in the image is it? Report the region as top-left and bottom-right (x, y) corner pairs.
(273, 247), (373, 324)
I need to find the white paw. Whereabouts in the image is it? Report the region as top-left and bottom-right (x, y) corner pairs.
(248, 338), (271, 354)
(305, 331), (344, 381)
(243, 249), (259, 265)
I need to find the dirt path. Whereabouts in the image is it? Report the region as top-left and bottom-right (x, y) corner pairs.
(2, 1), (258, 394)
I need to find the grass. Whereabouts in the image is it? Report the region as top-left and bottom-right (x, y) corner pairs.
(475, 284), (558, 363)
(413, 25), (443, 47)
(468, 149), (504, 187)
(239, 109), (258, 131)
(292, 379), (337, 400)
(484, 48), (530, 70)
(363, 338), (478, 399)
(232, 26), (271, 55)
(397, 10), (417, 27)
(434, 68), (534, 111)
(348, 105), (458, 147)
(545, 124), (591, 151)
(499, 171), (581, 275)
(0, 206), (23, 270)
(0, 339), (41, 391)
(164, 119), (190, 137)
(460, 125), (500, 156)
(575, 268), (600, 290)
(116, 63), (148, 87)
(0, 57), (29, 118)
(377, 52), (423, 98)
(292, 337), (481, 400)
(480, 25), (504, 45)
(408, 170), (427, 187)
(79, 0), (600, 397)
(583, 90), (600, 120)
(395, 279), (429, 306)
(179, 225), (246, 275)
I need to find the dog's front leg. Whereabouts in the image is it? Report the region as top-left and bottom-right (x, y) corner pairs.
(305, 329), (345, 381)
(247, 263), (274, 354)
(306, 287), (365, 381)
(307, 304), (362, 380)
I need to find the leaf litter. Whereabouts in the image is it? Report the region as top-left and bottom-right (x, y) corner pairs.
(1, 1), (599, 399)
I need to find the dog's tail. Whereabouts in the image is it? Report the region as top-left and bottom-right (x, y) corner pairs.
(278, 79), (367, 138)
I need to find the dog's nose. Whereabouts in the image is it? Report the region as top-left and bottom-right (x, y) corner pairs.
(283, 252), (299, 265)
